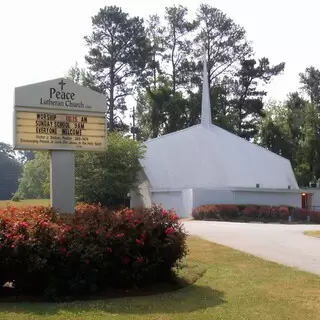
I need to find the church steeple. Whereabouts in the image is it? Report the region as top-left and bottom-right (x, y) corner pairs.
(201, 50), (212, 127)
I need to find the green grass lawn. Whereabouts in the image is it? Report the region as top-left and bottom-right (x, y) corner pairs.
(0, 237), (319, 320)
(304, 230), (320, 238)
(0, 199), (50, 208)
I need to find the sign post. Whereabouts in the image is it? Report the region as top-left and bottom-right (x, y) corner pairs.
(13, 78), (107, 213)
(50, 151), (75, 214)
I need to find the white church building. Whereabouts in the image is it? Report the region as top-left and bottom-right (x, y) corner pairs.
(130, 56), (302, 217)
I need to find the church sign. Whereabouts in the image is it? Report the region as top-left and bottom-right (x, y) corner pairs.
(13, 78), (107, 214)
(13, 78), (106, 152)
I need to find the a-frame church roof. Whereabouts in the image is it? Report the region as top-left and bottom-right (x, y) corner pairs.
(139, 54), (299, 191)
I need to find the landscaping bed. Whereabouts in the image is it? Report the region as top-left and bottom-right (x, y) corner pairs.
(0, 204), (187, 301)
(192, 204), (320, 223)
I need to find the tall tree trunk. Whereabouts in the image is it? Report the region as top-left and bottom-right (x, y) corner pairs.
(109, 69), (115, 132)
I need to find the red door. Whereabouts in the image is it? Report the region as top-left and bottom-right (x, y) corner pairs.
(301, 193), (312, 209)
(301, 193), (307, 209)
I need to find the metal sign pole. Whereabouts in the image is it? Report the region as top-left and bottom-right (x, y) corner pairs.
(50, 150), (75, 213)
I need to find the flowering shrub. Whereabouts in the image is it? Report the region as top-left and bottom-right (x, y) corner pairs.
(192, 205), (239, 220)
(192, 204), (320, 223)
(0, 204), (187, 300)
(218, 205), (240, 219)
(242, 205), (260, 220)
(191, 205), (219, 220)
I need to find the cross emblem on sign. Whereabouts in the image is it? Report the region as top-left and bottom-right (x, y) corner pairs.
(58, 79), (66, 90)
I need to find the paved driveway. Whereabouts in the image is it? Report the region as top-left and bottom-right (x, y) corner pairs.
(183, 220), (320, 275)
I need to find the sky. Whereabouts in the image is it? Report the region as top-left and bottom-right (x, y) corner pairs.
(1, 0), (319, 144)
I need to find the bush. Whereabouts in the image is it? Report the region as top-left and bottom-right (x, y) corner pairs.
(242, 205), (260, 221)
(11, 193), (21, 202)
(218, 205), (240, 220)
(192, 205), (217, 220)
(0, 204), (187, 300)
(192, 204), (240, 221)
(192, 204), (320, 224)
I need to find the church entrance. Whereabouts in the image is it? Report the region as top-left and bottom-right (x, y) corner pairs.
(301, 192), (312, 209)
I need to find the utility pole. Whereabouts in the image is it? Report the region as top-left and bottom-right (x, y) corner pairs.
(130, 106), (137, 140)
(130, 106), (141, 141)
(132, 106), (136, 140)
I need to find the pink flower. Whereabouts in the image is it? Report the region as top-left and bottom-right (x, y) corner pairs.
(116, 233), (124, 238)
(60, 247), (67, 254)
(165, 227), (175, 235)
(58, 236), (66, 244)
(136, 256), (144, 263)
(19, 222), (29, 228)
(85, 259), (90, 265)
(107, 247), (112, 253)
(65, 225), (72, 232)
(136, 238), (144, 246)
(122, 256), (130, 264)
(161, 209), (169, 216)
(40, 221), (49, 228)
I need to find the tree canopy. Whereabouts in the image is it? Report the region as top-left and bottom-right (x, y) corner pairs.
(0, 143), (22, 200)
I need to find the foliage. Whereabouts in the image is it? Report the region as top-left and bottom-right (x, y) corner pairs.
(0, 143), (23, 201)
(0, 204), (187, 300)
(299, 66), (320, 107)
(192, 204), (320, 223)
(84, 6), (151, 132)
(75, 132), (145, 206)
(11, 194), (21, 202)
(162, 5), (197, 93)
(229, 58), (285, 140)
(15, 152), (50, 200)
(69, 4), (283, 141)
(15, 133), (144, 207)
(195, 4), (252, 86)
(257, 92), (320, 186)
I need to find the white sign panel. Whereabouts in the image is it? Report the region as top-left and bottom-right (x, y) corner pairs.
(14, 78), (106, 113)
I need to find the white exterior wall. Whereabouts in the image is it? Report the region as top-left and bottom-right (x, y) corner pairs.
(132, 188), (193, 217)
(192, 188), (301, 209)
(181, 189), (193, 217)
(309, 189), (320, 209)
(233, 190), (301, 207)
(193, 188), (234, 208)
(152, 191), (184, 217)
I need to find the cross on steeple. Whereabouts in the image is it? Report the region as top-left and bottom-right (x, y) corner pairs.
(58, 79), (66, 91)
(201, 50), (212, 127)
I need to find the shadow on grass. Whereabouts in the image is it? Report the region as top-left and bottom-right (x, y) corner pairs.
(0, 284), (225, 316)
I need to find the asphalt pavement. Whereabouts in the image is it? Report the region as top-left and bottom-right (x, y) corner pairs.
(183, 220), (320, 275)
